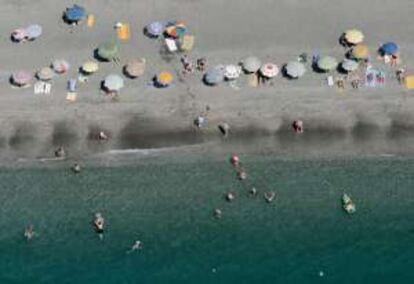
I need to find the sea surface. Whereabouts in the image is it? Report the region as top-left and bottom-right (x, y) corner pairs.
(0, 154), (413, 283)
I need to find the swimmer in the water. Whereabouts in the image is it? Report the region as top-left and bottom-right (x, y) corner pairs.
(24, 225), (35, 241)
(127, 240), (143, 253)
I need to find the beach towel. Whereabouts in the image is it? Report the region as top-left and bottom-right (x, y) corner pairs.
(404, 75), (414, 89)
(87, 14), (95, 27)
(117, 24), (130, 41)
(67, 79), (77, 92)
(66, 92), (77, 102)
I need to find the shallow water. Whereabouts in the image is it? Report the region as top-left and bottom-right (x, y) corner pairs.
(0, 155), (413, 283)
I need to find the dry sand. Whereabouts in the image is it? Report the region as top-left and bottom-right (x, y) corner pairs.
(1, 0), (414, 161)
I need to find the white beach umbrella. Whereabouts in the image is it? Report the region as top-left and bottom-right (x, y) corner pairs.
(285, 61), (306, 78)
(224, 64), (242, 80)
(241, 56), (261, 73)
(341, 59), (359, 72)
(260, 63), (279, 78)
(37, 67), (55, 81)
(103, 74), (124, 91)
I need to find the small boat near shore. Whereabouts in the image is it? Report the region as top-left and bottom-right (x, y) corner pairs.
(342, 193), (356, 214)
(94, 213), (105, 233)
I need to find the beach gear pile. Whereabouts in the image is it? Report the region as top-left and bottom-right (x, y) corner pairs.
(145, 20), (195, 53)
(11, 24), (42, 42)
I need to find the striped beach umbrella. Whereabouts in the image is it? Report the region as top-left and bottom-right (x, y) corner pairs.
(81, 61), (99, 74)
(341, 59), (359, 72)
(260, 63), (279, 78)
(224, 65), (242, 80)
(25, 24), (42, 40)
(204, 66), (225, 85)
(97, 40), (119, 61)
(11, 70), (33, 86)
(156, 71), (173, 86)
(241, 56), (261, 73)
(124, 58), (146, 78)
(344, 29), (364, 45)
(351, 44), (369, 60)
(52, 59), (70, 74)
(380, 42), (399, 55)
(37, 67), (55, 81)
(103, 74), (124, 91)
(317, 56), (338, 71)
(284, 61), (306, 78)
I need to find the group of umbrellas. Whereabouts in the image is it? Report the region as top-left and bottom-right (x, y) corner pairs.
(11, 59), (70, 87)
(145, 20), (187, 38)
(11, 24), (42, 42)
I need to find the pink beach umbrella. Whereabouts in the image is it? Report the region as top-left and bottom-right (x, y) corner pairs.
(260, 63), (279, 78)
(11, 28), (27, 42)
(11, 70), (33, 86)
(52, 59), (70, 74)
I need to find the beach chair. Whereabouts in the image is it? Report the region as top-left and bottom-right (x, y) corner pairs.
(327, 76), (334, 87)
(87, 14), (95, 27)
(179, 35), (195, 52)
(34, 82), (44, 94)
(66, 92), (77, 102)
(117, 24), (130, 41)
(44, 83), (51, 94)
(165, 38), (178, 52)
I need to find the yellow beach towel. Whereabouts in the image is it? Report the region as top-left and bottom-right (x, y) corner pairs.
(404, 75), (414, 89)
(66, 92), (77, 102)
(87, 14), (95, 27)
(117, 24), (130, 41)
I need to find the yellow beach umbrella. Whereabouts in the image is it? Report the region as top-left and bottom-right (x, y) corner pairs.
(352, 44), (369, 60)
(157, 71), (173, 86)
(82, 61), (99, 73)
(344, 29), (364, 45)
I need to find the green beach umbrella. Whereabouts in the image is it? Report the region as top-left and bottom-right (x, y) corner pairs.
(317, 56), (338, 71)
(97, 40), (119, 61)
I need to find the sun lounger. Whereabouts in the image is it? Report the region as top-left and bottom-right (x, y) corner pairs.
(327, 76), (334, 87)
(44, 83), (51, 94)
(117, 24), (130, 41)
(66, 92), (77, 102)
(165, 38), (178, 52)
(34, 82), (44, 94)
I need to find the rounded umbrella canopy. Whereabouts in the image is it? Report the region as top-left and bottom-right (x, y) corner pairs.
(12, 70), (33, 86)
(341, 59), (359, 72)
(260, 63), (279, 78)
(351, 44), (369, 60)
(125, 58), (146, 78)
(317, 56), (338, 71)
(285, 61), (306, 78)
(146, 21), (164, 37)
(37, 67), (55, 81)
(11, 28), (27, 42)
(156, 71), (173, 86)
(52, 59), (70, 74)
(97, 41), (119, 61)
(64, 4), (86, 22)
(224, 65), (242, 80)
(81, 61), (99, 74)
(344, 29), (364, 45)
(25, 24), (42, 39)
(103, 74), (124, 91)
(380, 42), (399, 55)
(241, 56), (261, 73)
(204, 67), (225, 85)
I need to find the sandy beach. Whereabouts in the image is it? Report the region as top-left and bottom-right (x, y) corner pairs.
(2, 0), (414, 161)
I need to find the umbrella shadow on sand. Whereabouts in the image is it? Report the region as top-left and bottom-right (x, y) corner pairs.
(93, 49), (111, 62)
(51, 121), (79, 147)
(8, 122), (37, 150)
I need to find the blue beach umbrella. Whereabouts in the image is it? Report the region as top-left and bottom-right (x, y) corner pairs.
(204, 67), (225, 85)
(64, 4), (86, 22)
(146, 21), (164, 37)
(380, 42), (398, 55)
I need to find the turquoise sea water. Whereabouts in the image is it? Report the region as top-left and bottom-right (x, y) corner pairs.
(0, 155), (413, 283)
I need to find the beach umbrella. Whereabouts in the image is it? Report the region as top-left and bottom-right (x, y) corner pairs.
(103, 74), (124, 91)
(81, 61), (99, 74)
(204, 67), (225, 85)
(11, 28), (27, 42)
(25, 24), (42, 40)
(344, 29), (364, 45)
(260, 63), (279, 78)
(165, 25), (186, 38)
(11, 70), (33, 86)
(380, 42), (399, 55)
(285, 61), (306, 78)
(241, 56), (261, 73)
(97, 41), (119, 61)
(52, 59), (70, 74)
(36, 67), (55, 81)
(341, 59), (359, 72)
(124, 58), (146, 78)
(146, 21), (164, 37)
(156, 71), (173, 86)
(224, 65), (242, 80)
(351, 44), (369, 60)
(64, 4), (86, 22)
(317, 56), (338, 71)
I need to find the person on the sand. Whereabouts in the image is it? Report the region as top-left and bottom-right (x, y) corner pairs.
(292, 120), (304, 133)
